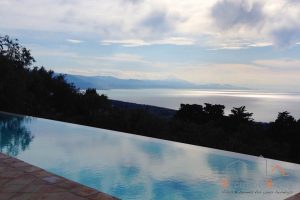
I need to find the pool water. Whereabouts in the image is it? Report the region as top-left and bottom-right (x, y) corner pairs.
(0, 112), (299, 200)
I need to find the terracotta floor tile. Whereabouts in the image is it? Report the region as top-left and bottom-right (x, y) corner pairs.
(0, 154), (10, 160)
(3, 158), (19, 164)
(30, 170), (53, 178)
(0, 178), (11, 186)
(22, 166), (42, 173)
(0, 170), (24, 178)
(21, 183), (50, 193)
(5, 174), (36, 185)
(37, 185), (66, 193)
(38, 192), (87, 200)
(0, 183), (27, 193)
(71, 186), (98, 197)
(11, 161), (31, 168)
(0, 166), (11, 173)
(88, 192), (119, 200)
(0, 192), (16, 200)
(42, 176), (63, 184)
(57, 180), (79, 190)
(9, 192), (42, 200)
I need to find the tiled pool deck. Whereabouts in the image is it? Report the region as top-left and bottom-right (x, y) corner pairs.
(0, 153), (118, 200)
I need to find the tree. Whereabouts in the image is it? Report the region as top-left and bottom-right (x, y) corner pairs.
(175, 104), (206, 124)
(82, 88), (111, 117)
(0, 35), (35, 67)
(203, 103), (225, 120)
(229, 106), (253, 123)
(274, 111), (296, 130)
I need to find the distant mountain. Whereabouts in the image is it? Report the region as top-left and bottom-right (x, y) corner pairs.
(64, 74), (248, 90)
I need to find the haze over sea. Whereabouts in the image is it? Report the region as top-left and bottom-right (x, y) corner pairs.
(97, 89), (300, 122)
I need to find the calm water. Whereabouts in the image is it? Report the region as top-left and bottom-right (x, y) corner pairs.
(97, 89), (300, 122)
(1, 112), (300, 200)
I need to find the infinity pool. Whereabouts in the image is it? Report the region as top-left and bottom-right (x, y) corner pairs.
(0, 112), (299, 200)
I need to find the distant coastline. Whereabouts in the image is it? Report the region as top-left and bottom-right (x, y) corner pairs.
(65, 74), (249, 90)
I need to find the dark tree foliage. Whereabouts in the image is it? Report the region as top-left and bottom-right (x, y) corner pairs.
(274, 111), (296, 130)
(229, 106), (253, 123)
(0, 35), (35, 67)
(175, 104), (206, 124)
(1, 35), (300, 164)
(203, 103), (225, 120)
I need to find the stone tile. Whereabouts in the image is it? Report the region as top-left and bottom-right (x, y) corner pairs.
(11, 161), (31, 168)
(37, 185), (66, 193)
(88, 192), (119, 200)
(0, 183), (27, 193)
(0, 178), (11, 186)
(0, 154), (10, 160)
(42, 176), (63, 184)
(0, 170), (24, 178)
(22, 165), (43, 173)
(20, 179), (63, 193)
(71, 185), (98, 197)
(58, 180), (80, 190)
(0, 192), (16, 200)
(0, 166), (11, 173)
(30, 170), (53, 178)
(21, 183), (50, 193)
(3, 158), (19, 164)
(9, 193), (42, 200)
(5, 174), (36, 185)
(38, 192), (87, 200)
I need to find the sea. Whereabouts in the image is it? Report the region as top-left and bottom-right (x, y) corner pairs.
(97, 89), (300, 122)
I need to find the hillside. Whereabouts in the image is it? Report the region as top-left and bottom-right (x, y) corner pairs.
(65, 74), (248, 90)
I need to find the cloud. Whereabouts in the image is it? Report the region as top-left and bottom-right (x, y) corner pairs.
(211, 0), (265, 30)
(254, 59), (300, 70)
(1, 0), (300, 49)
(101, 39), (150, 47)
(96, 53), (145, 63)
(288, 0), (300, 4)
(247, 42), (272, 47)
(209, 0), (300, 48)
(66, 39), (84, 44)
(101, 37), (194, 47)
(271, 27), (300, 48)
(140, 10), (174, 33)
(208, 41), (272, 50)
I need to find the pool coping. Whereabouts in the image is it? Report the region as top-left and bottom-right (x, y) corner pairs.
(0, 152), (119, 200)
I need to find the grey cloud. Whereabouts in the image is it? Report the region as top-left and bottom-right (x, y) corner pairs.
(140, 10), (181, 35)
(288, 0), (300, 4)
(141, 10), (171, 32)
(271, 27), (300, 48)
(211, 0), (265, 30)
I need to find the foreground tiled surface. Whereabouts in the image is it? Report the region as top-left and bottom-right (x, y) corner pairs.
(285, 193), (300, 200)
(0, 153), (119, 200)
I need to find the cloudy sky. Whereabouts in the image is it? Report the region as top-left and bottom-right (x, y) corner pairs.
(1, 0), (300, 91)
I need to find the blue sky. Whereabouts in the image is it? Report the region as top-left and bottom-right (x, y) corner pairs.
(1, 0), (300, 91)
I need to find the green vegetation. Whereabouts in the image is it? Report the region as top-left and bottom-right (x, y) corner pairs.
(1, 35), (300, 163)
